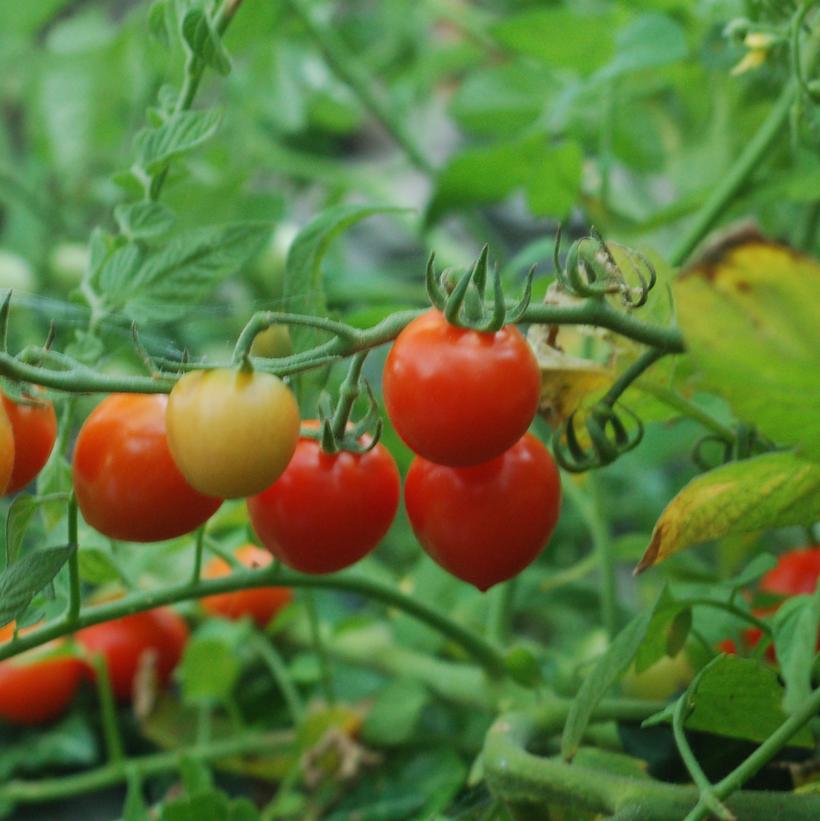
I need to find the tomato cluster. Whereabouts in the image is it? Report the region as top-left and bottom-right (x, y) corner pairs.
(385, 310), (559, 591)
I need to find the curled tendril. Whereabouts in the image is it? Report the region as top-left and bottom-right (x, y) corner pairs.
(691, 424), (776, 471)
(426, 245), (533, 332)
(552, 402), (644, 473)
(553, 225), (656, 308)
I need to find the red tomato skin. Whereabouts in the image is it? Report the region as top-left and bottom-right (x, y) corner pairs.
(72, 394), (222, 542)
(404, 433), (561, 591)
(383, 309), (541, 467)
(0, 626), (84, 725)
(760, 547), (820, 597)
(202, 544), (293, 627)
(247, 434), (401, 574)
(1, 392), (57, 494)
(76, 608), (188, 702)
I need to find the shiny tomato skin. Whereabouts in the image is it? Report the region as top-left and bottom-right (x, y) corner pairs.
(1, 391), (57, 494)
(72, 394), (222, 542)
(247, 430), (401, 574)
(404, 433), (561, 591)
(0, 625), (84, 725)
(76, 608), (188, 702)
(383, 309), (541, 467)
(166, 368), (300, 499)
(201, 544), (293, 627)
(760, 546), (820, 597)
(0, 402), (14, 495)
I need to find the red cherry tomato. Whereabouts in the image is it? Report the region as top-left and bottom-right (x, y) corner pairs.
(1, 390), (57, 494)
(0, 623), (84, 725)
(76, 608), (188, 702)
(201, 544), (293, 627)
(0, 402), (15, 495)
(404, 433), (561, 591)
(383, 309), (541, 466)
(72, 394), (222, 542)
(247, 426), (401, 573)
(760, 546), (820, 597)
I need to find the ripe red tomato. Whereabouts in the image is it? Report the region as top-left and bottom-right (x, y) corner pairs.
(72, 394), (222, 542)
(0, 623), (84, 725)
(383, 309), (541, 467)
(404, 433), (561, 591)
(166, 368), (300, 499)
(0, 402), (15, 495)
(760, 546), (820, 597)
(76, 608), (189, 702)
(247, 426), (401, 573)
(1, 390), (57, 494)
(201, 544), (293, 627)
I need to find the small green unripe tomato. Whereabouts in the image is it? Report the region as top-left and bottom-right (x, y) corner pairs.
(251, 324), (292, 359)
(166, 368), (300, 499)
(621, 650), (693, 701)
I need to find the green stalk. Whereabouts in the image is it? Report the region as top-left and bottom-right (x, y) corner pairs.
(304, 590), (336, 705)
(64, 495), (82, 626)
(89, 652), (125, 764)
(252, 633), (305, 725)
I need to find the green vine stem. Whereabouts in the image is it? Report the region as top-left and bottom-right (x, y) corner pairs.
(303, 589), (336, 705)
(0, 298), (685, 396)
(0, 730), (291, 806)
(64, 495), (81, 626)
(683, 684), (820, 821)
(252, 633), (306, 726)
(669, 7), (820, 267)
(190, 527), (206, 584)
(0, 567), (507, 677)
(483, 699), (820, 820)
(88, 652), (125, 764)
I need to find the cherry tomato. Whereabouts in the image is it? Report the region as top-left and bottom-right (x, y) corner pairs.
(760, 546), (820, 597)
(76, 608), (189, 702)
(1, 390), (57, 494)
(404, 433), (561, 591)
(247, 426), (401, 573)
(0, 403), (13, 495)
(383, 309), (541, 466)
(72, 394), (222, 542)
(0, 623), (84, 725)
(201, 544), (293, 627)
(251, 325), (292, 359)
(166, 368), (300, 498)
(621, 650), (693, 700)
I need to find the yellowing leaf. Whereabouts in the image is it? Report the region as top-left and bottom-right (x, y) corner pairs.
(638, 451), (820, 572)
(674, 238), (820, 461)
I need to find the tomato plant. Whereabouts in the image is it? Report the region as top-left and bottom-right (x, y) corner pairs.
(0, 625), (84, 725)
(201, 544), (293, 627)
(72, 394), (222, 542)
(166, 368), (300, 498)
(383, 309), (541, 466)
(247, 426), (401, 573)
(1, 390), (57, 494)
(404, 433), (561, 590)
(76, 608), (189, 702)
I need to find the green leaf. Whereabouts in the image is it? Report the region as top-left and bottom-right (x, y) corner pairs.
(136, 109), (222, 173)
(773, 592), (820, 715)
(639, 451), (820, 570)
(284, 204), (404, 353)
(492, 7), (615, 72)
(633, 588), (686, 673)
(179, 635), (241, 702)
(182, 9), (231, 76)
(596, 13), (688, 79)
(0, 544), (75, 627)
(111, 223), (269, 323)
(674, 240), (820, 461)
(719, 553), (778, 591)
(361, 678), (429, 746)
(179, 754), (213, 794)
(561, 591), (661, 759)
(78, 547), (123, 585)
(5, 495), (40, 566)
(525, 140), (583, 218)
(114, 202), (176, 240)
(97, 242), (143, 295)
(684, 655), (813, 748)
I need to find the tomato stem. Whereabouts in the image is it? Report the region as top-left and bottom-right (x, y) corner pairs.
(89, 651), (125, 764)
(252, 632), (306, 726)
(303, 590), (337, 706)
(64, 495), (81, 626)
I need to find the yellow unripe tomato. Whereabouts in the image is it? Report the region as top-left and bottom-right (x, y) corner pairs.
(166, 368), (300, 499)
(621, 650), (693, 701)
(250, 325), (292, 359)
